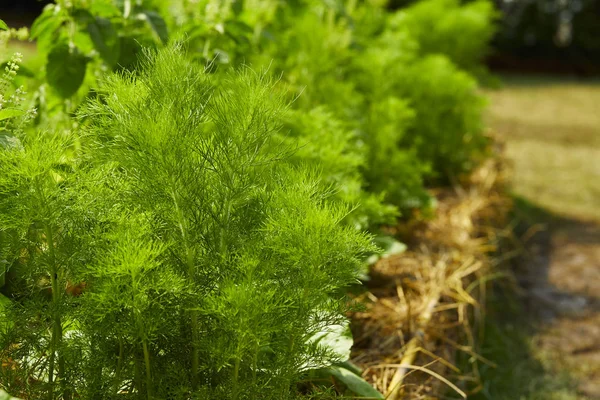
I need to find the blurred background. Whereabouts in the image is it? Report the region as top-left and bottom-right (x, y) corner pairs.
(2, 0), (600, 74)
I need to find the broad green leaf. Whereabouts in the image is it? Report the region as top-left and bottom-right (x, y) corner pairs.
(0, 109), (25, 121)
(0, 19), (8, 31)
(89, 1), (121, 18)
(139, 11), (168, 44)
(224, 20), (253, 46)
(46, 44), (88, 98)
(0, 293), (9, 309)
(71, 8), (94, 25)
(116, 35), (143, 71)
(73, 30), (95, 54)
(87, 17), (120, 66)
(368, 236), (407, 264)
(232, 0), (244, 16)
(311, 321), (353, 362)
(338, 360), (363, 376)
(327, 365), (385, 399)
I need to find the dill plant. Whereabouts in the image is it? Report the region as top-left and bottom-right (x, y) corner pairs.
(0, 126), (84, 398)
(80, 47), (374, 398)
(393, 55), (488, 179)
(0, 47), (373, 399)
(350, 1), (490, 184)
(280, 107), (397, 228)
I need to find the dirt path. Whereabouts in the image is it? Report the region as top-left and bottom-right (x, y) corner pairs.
(522, 215), (600, 398)
(484, 76), (600, 399)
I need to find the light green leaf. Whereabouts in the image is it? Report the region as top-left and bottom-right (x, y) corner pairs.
(338, 360), (363, 376)
(0, 390), (21, 400)
(311, 321), (353, 362)
(0, 109), (25, 121)
(327, 365), (385, 399)
(368, 236), (407, 264)
(0, 19), (8, 31)
(30, 5), (64, 40)
(46, 44), (88, 98)
(384, 240), (407, 258)
(116, 35), (143, 70)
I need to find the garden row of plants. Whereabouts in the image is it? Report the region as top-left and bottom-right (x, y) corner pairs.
(0, 0), (497, 398)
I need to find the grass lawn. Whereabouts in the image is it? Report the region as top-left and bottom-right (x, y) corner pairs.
(486, 75), (600, 222)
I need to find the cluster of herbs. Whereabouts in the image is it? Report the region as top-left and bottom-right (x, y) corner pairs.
(0, 0), (496, 398)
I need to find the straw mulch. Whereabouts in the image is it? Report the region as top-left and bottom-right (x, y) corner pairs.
(350, 150), (513, 399)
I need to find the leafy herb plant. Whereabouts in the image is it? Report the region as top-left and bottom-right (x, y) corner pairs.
(0, 47), (374, 399)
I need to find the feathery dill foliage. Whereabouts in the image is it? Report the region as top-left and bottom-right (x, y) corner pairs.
(1, 47), (374, 399)
(280, 107), (398, 228)
(394, 0), (498, 76)
(256, 3), (429, 212)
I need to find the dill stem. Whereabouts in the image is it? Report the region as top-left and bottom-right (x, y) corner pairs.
(252, 346), (258, 385)
(170, 189), (199, 389)
(231, 357), (241, 400)
(114, 337), (124, 395)
(142, 340), (152, 400)
(45, 222), (63, 400)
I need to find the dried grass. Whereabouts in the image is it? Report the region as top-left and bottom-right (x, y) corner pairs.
(350, 143), (513, 399)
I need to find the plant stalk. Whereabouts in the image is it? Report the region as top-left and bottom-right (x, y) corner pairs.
(231, 357), (241, 400)
(142, 340), (152, 400)
(45, 222), (63, 400)
(170, 189), (199, 389)
(114, 337), (124, 395)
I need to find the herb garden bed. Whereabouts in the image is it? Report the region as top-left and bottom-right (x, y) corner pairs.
(0, 0), (506, 398)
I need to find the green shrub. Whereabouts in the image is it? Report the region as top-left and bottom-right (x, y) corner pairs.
(351, 23), (431, 209)
(395, 55), (489, 179)
(281, 107), (398, 227)
(264, 6), (359, 118)
(260, 4), (432, 212)
(393, 0), (498, 75)
(0, 48), (374, 399)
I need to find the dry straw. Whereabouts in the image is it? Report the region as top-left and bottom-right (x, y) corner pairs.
(351, 143), (513, 399)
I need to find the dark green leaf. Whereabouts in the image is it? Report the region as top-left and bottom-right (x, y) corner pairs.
(71, 8), (94, 25)
(140, 11), (168, 44)
(87, 17), (120, 66)
(116, 36), (143, 71)
(231, 0), (244, 16)
(224, 20), (253, 46)
(46, 44), (88, 98)
(327, 365), (385, 398)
